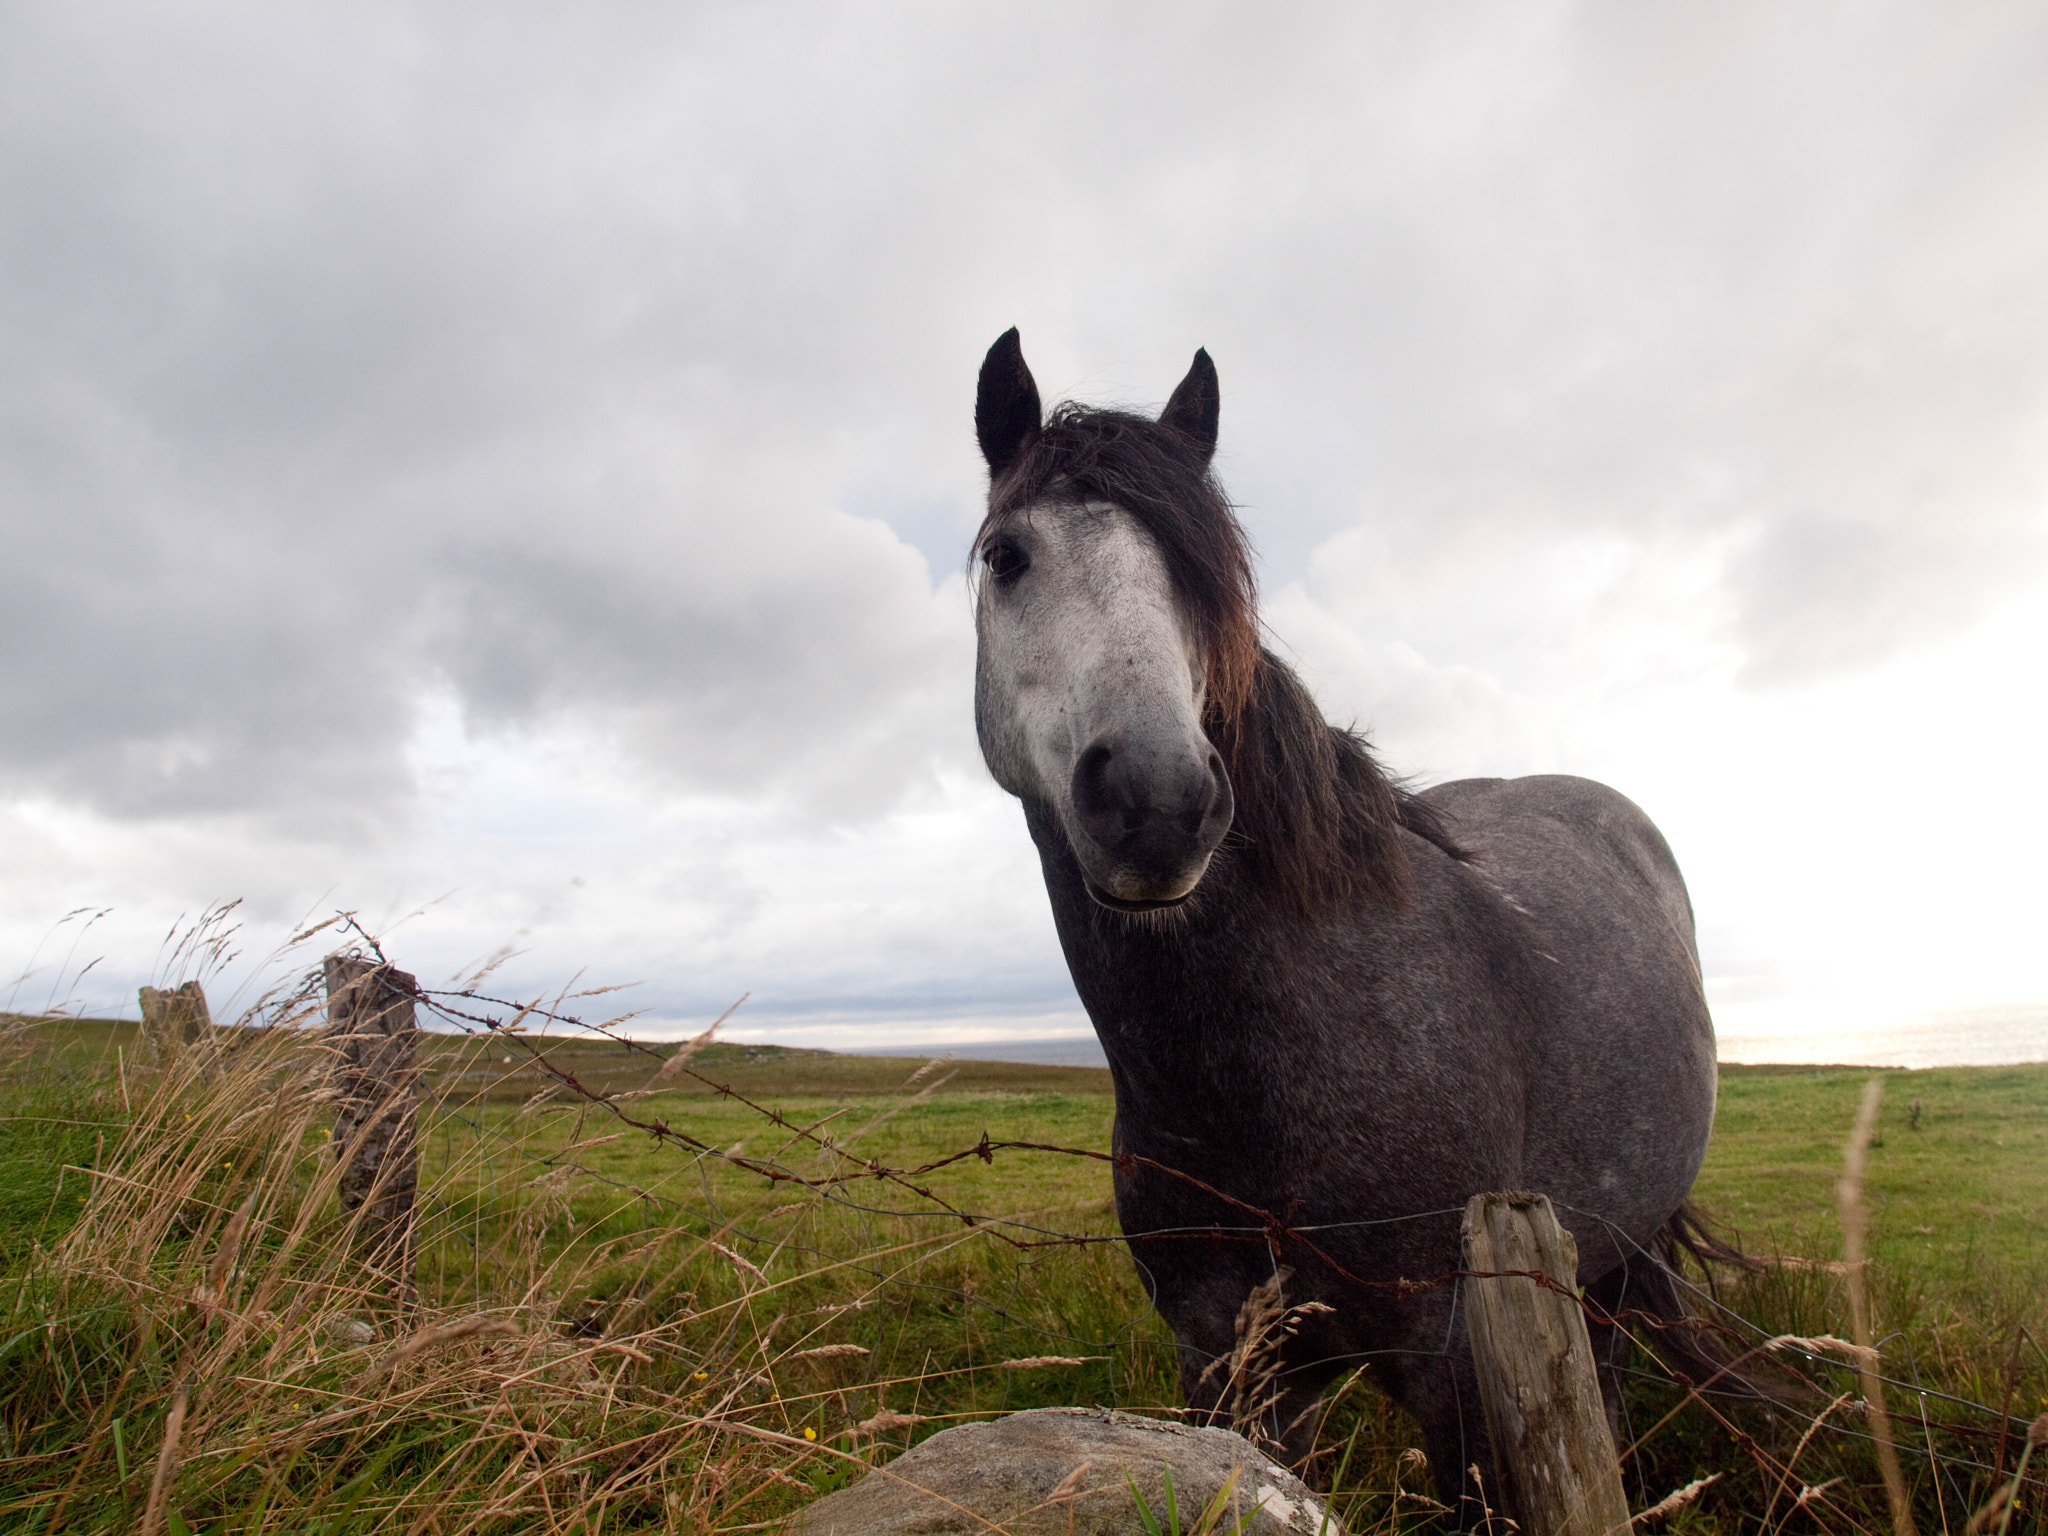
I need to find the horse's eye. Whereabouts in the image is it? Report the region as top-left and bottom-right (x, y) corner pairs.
(983, 537), (1030, 586)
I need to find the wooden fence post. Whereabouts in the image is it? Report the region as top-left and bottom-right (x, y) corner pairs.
(1461, 1191), (1632, 1536)
(137, 980), (212, 1066)
(324, 955), (421, 1303)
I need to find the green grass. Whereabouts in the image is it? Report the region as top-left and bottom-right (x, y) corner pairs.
(417, 1047), (2048, 1531)
(1702, 1063), (2048, 1285)
(0, 1078), (123, 1263)
(0, 1013), (2040, 1534)
(1670, 1065), (2048, 1534)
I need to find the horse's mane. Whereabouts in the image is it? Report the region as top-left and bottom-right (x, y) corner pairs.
(981, 403), (1464, 914)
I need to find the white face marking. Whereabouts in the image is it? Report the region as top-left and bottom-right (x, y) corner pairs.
(974, 500), (1230, 906)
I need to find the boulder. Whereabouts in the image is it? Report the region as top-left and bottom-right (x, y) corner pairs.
(794, 1407), (1341, 1535)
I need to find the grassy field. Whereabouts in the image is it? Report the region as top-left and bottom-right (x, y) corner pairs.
(0, 1012), (2041, 1534)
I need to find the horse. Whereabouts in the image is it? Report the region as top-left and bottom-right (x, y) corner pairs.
(968, 328), (1731, 1513)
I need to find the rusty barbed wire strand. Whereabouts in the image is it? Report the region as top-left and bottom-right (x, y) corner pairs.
(311, 930), (2047, 1501)
(405, 972), (1595, 1304)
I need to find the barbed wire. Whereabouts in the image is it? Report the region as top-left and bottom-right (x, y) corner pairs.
(412, 1085), (1150, 1357)
(384, 965), (1572, 1308)
(317, 932), (2046, 1508)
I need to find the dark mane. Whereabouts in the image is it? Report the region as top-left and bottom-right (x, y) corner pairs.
(978, 403), (1463, 914)
(1219, 650), (1466, 913)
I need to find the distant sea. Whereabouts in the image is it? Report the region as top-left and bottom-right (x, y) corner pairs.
(1714, 1003), (2047, 1070)
(849, 1036), (1110, 1068)
(853, 1004), (2046, 1072)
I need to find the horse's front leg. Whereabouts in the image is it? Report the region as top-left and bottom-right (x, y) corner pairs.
(1374, 1341), (1497, 1528)
(1255, 1356), (1348, 1476)
(1134, 1245), (1252, 1422)
(1164, 1292), (1240, 1426)
(1157, 1264), (1345, 1473)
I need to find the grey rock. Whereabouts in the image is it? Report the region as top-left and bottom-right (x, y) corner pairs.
(795, 1407), (1342, 1536)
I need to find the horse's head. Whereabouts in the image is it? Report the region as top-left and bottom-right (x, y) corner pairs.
(969, 330), (1251, 912)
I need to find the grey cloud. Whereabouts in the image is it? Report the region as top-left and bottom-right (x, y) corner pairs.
(4, 0), (2047, 848)
(0, 3), (1011, 827)
(0, 431), (422, 825)
(1727, 510), (2040, 688)
(427, 490), (975, 819)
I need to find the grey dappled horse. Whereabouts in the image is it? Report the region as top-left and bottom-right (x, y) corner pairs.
(970, 329), (1727, 1514)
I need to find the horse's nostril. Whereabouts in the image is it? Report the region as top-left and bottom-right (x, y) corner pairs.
(1073, 742), (1116, 813)
(1071, 738), (1137, 848)
(1201, 751), (1235, 840)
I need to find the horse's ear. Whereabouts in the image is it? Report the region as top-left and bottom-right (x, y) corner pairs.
(976, 328), (1042, 477)
(1159, 347), (1219, 464)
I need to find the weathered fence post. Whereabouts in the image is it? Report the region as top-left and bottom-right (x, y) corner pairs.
(1461, 1191), (1631, 1536)
(137, 980), (212, 1066)
(324, 955), (421, 1303)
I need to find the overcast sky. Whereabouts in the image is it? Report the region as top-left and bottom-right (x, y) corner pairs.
(4, 2), (2045, 1059)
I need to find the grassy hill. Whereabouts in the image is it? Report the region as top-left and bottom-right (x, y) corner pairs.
(3, 1016), (1112, 1099)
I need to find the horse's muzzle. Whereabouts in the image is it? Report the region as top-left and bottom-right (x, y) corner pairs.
(1066, 735), (1235, 907)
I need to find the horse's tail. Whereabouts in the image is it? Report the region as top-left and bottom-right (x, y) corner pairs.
(1620, 1200), (1806, 1405)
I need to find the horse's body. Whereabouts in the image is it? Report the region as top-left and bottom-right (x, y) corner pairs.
(969, 331), (1722, 1511)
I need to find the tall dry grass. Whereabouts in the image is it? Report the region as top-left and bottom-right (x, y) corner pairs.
(0, 973), (1187, 1534)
